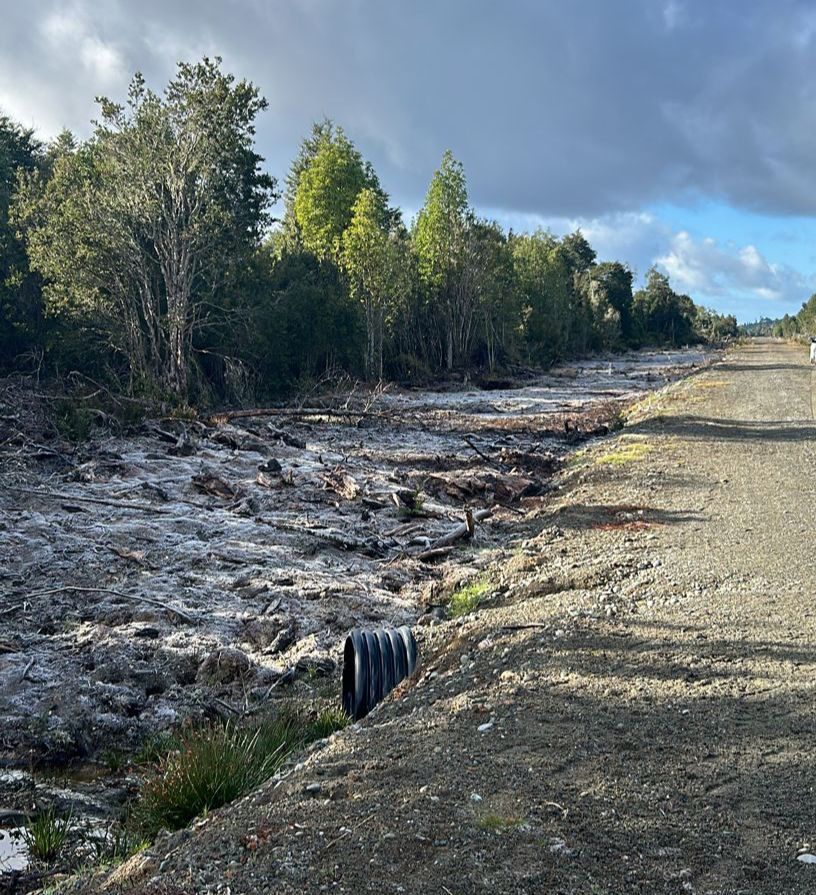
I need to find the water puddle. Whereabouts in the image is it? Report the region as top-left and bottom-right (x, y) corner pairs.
(0, 762), (121, 878)
(0, 826), (28, 872)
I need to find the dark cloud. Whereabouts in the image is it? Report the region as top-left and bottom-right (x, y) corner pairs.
(2, 0), (816, 219)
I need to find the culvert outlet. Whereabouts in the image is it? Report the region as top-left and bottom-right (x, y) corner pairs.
(342, 626), (418, 720)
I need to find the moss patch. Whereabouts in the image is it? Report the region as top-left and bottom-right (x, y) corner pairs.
(449, 577), (492, 618)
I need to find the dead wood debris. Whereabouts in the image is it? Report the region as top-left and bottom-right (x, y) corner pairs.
(321, 468), (360, 501)
(22, 585), (198, 624)
(5, 485), (174, 515)
(415, 508), (493, 560)
(191, 469), (239, 501)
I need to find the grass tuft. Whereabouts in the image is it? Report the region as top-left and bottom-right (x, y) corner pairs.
(449, 577), (491, 618)
(308, 706), (351, 740)
(477, 813), (522, 832)
(24, 806), (72, 863)
(135, 706), (349, 837)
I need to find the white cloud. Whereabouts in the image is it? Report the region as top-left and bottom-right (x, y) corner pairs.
(41, 7), (125, 84)
(655, 231), (809, 303)
(662, 1), (685, 30)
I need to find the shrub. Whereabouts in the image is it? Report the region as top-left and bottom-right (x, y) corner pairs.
(24, 806), (72, 863)
(55, 402), (94, 442)
(135, 706), (349, 836)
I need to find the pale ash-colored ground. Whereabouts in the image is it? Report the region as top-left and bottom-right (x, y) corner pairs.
(0, 350), (705, 764)
(78, 340), (816, 894)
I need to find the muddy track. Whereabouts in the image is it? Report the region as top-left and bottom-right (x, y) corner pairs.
(77, 338), (816, 895)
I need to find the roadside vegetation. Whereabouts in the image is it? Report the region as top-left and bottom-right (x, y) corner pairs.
(768, 293), (816, 338)
(743, 295), (816, 339)
(10, 703), (348, 886)
(22, 806), (72, 863)
(1, 59), (735, 415)
(134, 707), (348, 837)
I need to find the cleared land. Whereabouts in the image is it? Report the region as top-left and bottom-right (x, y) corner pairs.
(9, 340), (816, 894)
(96, 338), (816, 895)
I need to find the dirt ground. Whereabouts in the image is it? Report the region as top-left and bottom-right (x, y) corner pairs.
(0, 350), (705, 769)
(66, 338), (816, 895)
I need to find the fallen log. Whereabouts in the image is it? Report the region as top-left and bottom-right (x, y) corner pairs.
(415, 507), (492, 559)
(23, 585), (198, 624)
(6, 486), (174, 515)
(414, 546), (456, 562)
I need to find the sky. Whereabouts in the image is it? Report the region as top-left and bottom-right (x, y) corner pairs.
(2, 0), (816, 322)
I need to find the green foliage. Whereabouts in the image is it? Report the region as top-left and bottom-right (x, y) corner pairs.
(15, 58), (277, 398)
(23, 806), (72, 864)
(243, 246), (365, 394)
(413, 150), (472, 369)
(134, 729), (179, 765)
(293, 125), (385, 261)
(341, 188), (409, 378)
(470, 220), (516, 370)
(449, 577), (491, 618)
(0, 114), (43, 370)
(632, 267), (696, 347)
(3, 82), (736, 402)
(742, 316), (783, 337)
(308, 706), (351, 740)
(772, 312), (800, 338)
(136, 721), (291, 835)
(413, 150), (469, 294)
(512, 230), (571, 363)
(695, 305), (738, 342)
(477, 813), (523, 832)
(55, 402), (94, 442)
(135, 706), (347, 836)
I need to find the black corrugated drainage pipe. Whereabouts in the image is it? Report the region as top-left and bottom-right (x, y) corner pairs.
(342, 626), (418, 721)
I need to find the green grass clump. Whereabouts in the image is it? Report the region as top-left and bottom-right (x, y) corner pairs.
(308, 706), (351, 740)
(595, 439), (652, 466)
(24, 806), (72, 863)
(135, 706), (349, 837)
(477, 813), (522, 832)
(449, 577), (492, 618)
(134, 730), (178, 765)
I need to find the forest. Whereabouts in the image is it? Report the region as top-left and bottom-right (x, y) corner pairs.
(765, 295), (816, 338)
(0, 59), (738, 409)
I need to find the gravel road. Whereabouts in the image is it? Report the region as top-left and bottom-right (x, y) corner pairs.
(72, 338), (816, 894)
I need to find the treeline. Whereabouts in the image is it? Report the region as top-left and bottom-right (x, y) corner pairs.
(740, 317), (780, 337)
(0, 59), (737, 405)
(769, 296), (816, 338)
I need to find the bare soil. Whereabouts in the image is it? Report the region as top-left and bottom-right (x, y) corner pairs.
(0, 347), (741, 892)
(74, 338), (816, 895)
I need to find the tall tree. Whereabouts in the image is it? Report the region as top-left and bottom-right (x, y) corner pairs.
(470, 220), (515, 371)
(590, 261), (634, 342)
(16, 58), (276, 397)
(511, 230), (571, 363)
(632, 267), (696, 346)
(413, 150), (471, 369)
(341, 187), (408, 379)
(562, 229), (597, 272)
(292, 125), (384, 262)
(0, 114), (42, 368)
